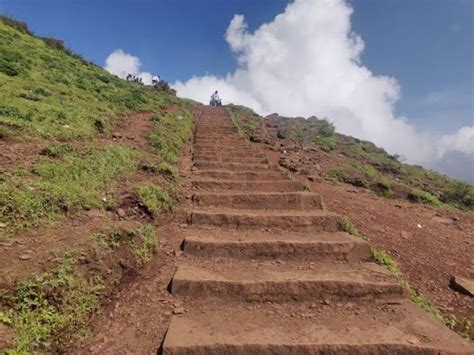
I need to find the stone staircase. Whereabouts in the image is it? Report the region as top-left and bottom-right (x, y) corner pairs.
(161, 107), (471, 354)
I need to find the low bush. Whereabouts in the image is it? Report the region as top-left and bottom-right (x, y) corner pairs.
(136, 183), (175, 217)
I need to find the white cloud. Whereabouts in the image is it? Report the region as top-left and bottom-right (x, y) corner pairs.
(439, 126), (474, 155)
(104, 49), (154, 85)
(172, 0), (473, 180)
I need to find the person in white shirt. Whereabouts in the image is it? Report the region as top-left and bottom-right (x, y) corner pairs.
(210, 90), (221, 106)
(152, 75), (160, 86)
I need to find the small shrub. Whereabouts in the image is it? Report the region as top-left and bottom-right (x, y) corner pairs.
(409, 188), (443, 208)
(314, 135), (337, 152)
(339, 217), (369, 241)
(40, 144), (75, 158)
(302, 181), (311, 191)
(372, 249), (403, 278)
(442, 181), (474, 211)
(136, 183), (175, 217)
(339, 217), (359, 236)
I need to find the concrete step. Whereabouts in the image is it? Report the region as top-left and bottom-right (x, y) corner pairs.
(182, 230), (372, 261)
(192, 180), (304, 192)
(189, 208), (341, 231)
(170, 262), (404, 301)
(194, 161), (278, 171)
(192, 192), (324, 210)
(162, 300), (472, 354)
(192, 170), (285, 181)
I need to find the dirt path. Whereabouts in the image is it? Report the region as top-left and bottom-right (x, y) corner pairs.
(80, 107), (471, 354)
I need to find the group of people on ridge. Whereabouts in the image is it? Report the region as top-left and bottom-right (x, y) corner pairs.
(126, 74), (161, 87)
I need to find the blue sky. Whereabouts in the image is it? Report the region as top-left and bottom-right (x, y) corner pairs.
(1, 0), (473, 179)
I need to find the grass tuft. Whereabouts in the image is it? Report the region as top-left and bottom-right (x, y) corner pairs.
(0, 255), (103, 353)
(136, 183), (175, 217)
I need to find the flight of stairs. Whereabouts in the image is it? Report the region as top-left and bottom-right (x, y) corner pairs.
(161, 107), (471, 354)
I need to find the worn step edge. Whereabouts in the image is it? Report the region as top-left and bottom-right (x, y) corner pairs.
(162, 301), (472, 355)
(189, 209), (340, 230)
(171, 264), (403, 301)
(192, 192), (324, 210)
(183, 232), (371, 261)
(192, 180), (304, 192)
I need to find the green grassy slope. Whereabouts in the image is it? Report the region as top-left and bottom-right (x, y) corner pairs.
(0, 17), (178, 140)
(228, 104), (474, 211)
(0, 17), (197, 238)
(0, 17), (198, 352)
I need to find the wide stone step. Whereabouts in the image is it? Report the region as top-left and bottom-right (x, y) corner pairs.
(193, 144), (257, 151)
(170, 262), (403, 301)
(193, 155), (266, 164)
(193, 151), (265, 158)
(162, 300), (472, 354)
(192, 170), (284, 181)
(194, 161), (278, 171)
(182, 230), (371, 261)
(189, 209), (340, 230)
(192, 192), (324, 210)
(192, 180), (304, 192)
(194, 137), (242, 142)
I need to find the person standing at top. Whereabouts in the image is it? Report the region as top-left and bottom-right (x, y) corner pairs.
(210, 90), (221, 107)
(152, 75), (160, 86)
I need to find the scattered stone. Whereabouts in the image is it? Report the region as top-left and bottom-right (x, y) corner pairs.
(417, 224), (422, 229)
(116, 208), (126, 218)
(174, 250), (184, 257)
(0, 222), (7, 228)
(276, 129), (288, 139)
(449, 276), (474, 297)
(307, 175), (316, 182)
(401, 231), (410, 240)
(173, 307), (185, 315)
(19, 254), (32, 260)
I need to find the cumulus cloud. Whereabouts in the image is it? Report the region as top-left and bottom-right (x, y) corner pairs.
(173, 0), (473, 180)
(104, 49), (154, 85)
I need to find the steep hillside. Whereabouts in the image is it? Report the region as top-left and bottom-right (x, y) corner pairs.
(228, 105), (474, 211)
(227, 104), (474, 339)
(0, 17), (197, 353)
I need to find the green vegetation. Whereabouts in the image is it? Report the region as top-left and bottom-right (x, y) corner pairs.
(227, 104), (262, 140)
(147, 110), (193, 163)
(338, 217), (369, 241)
(0, 17), (180, 141)
(408, 188), (444, 208)
(1, 145), (136, 235)
(137, 183), (175, 217)
(340, 216), (472, 338)
(129, 225), (157, 265)
(0, 255), (103, 353)
(329, 161), (394, 198)
(0, 17), (197, 239)
(94, 225), (157, 266)
(302, 181), (311, 192)
(313, 119), (337, 152)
